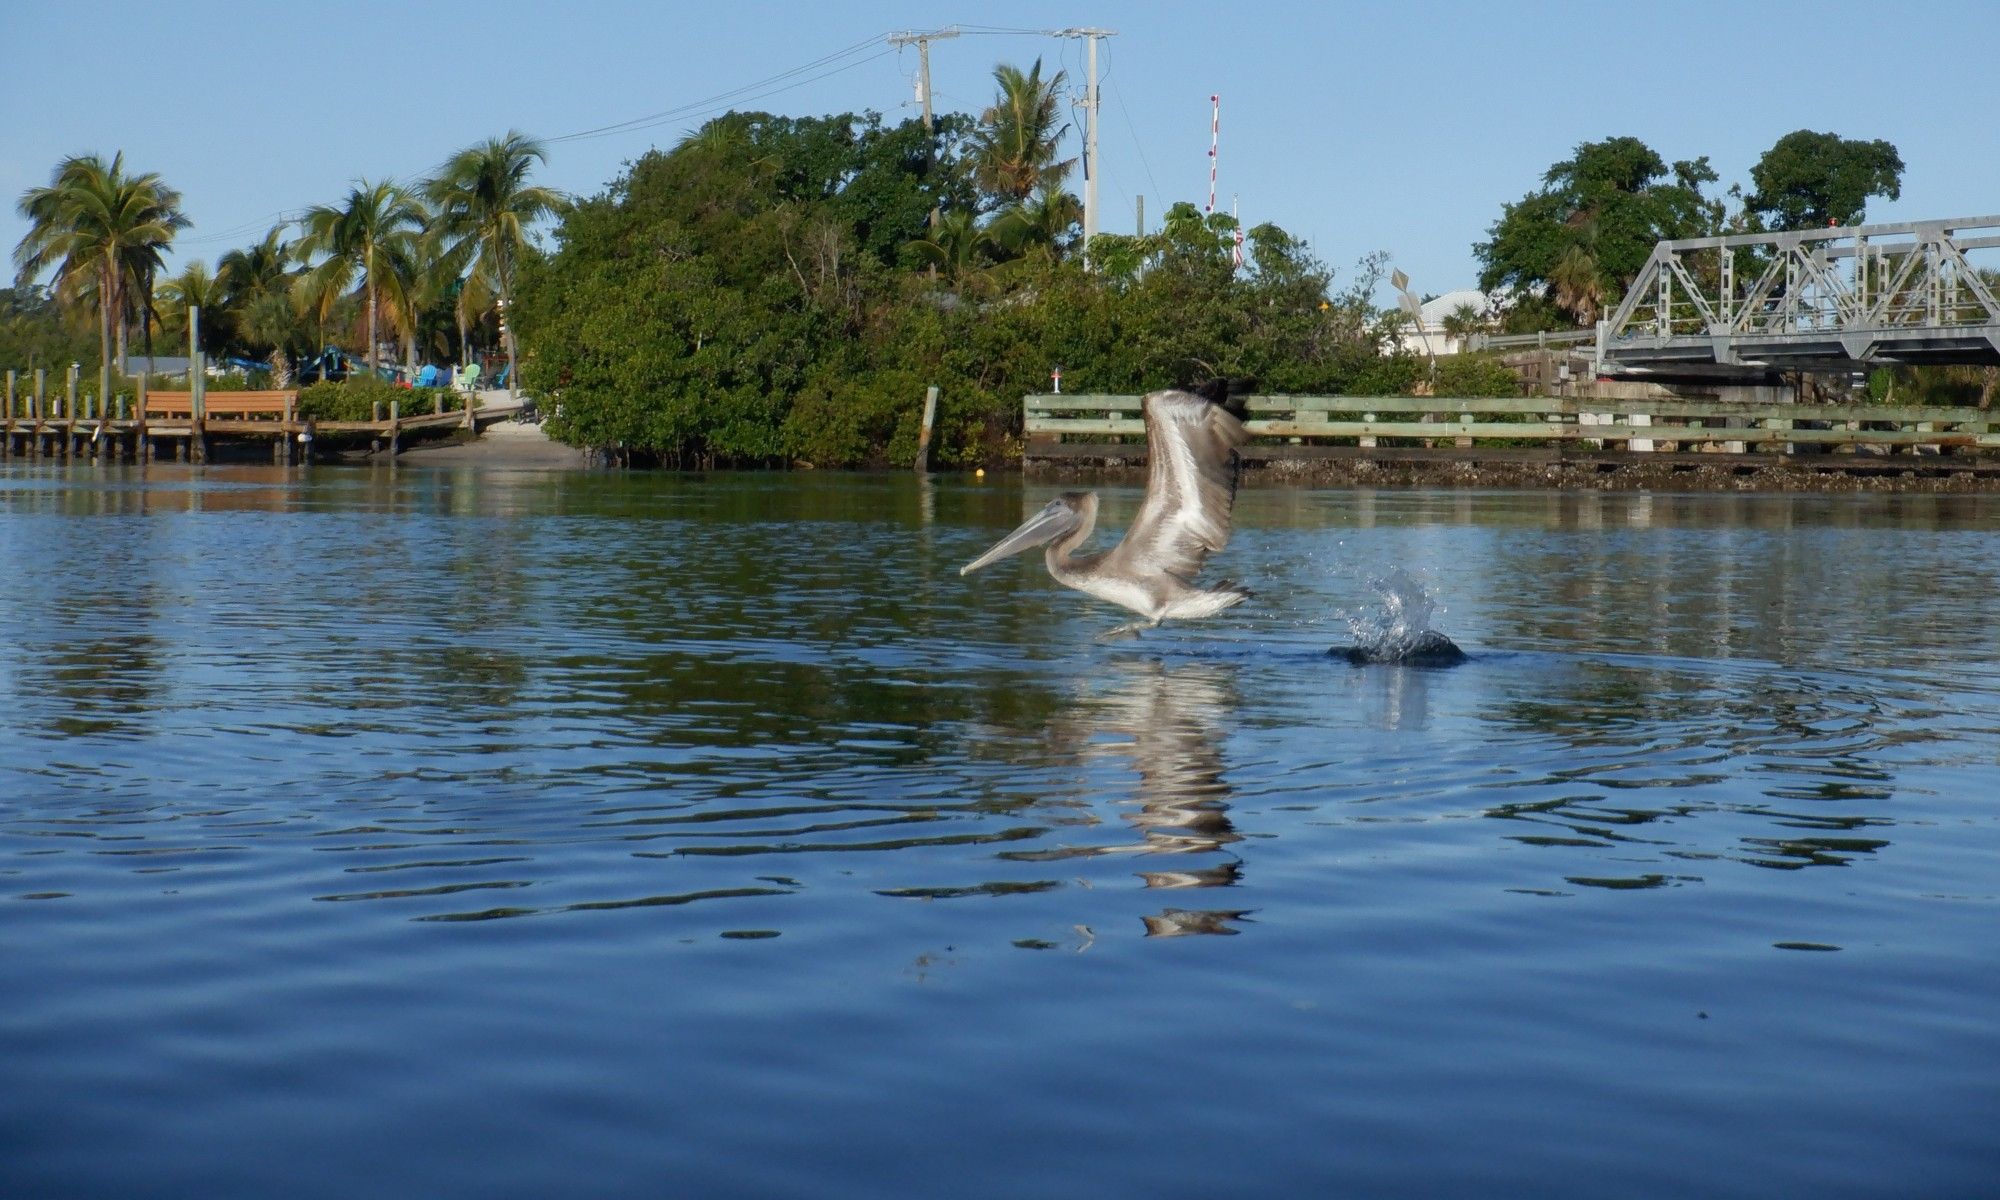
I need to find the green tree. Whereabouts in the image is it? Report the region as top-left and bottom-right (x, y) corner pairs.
(155, 259), (230, 349)
(1744, 130), (1903, 230)
(425, 131), (564, 394)
(1475, 137), (1720, 327)
(515, 95), (1406, 469)
(971, 60), (1074, 204)
(219, 225), (302, 367)
(988, 187), (1082, 262)
(298, 179), (426, 374)
(0, 285), (97, 377)
(1439, 301), (1489, 351)
(906, 209), (996, 283)
(13, 152), (188, 407)
(1549, 244), (1606, 326)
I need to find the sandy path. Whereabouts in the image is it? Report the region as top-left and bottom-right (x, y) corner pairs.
(395, 420), (591, 468)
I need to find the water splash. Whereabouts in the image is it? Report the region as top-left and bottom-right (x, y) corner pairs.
(1332, 568), (1467, 666)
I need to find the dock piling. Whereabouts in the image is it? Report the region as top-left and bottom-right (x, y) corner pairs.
(915, 385), (939, 472)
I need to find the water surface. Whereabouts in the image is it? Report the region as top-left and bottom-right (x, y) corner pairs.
(4, 465), (1997, 1197)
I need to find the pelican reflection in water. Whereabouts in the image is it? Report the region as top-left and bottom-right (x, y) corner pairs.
(1033, 659), (1252, 936)
(961, 381), (1252, 639)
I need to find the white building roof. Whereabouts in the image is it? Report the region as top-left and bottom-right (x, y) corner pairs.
(1417, 289), (1494, 325)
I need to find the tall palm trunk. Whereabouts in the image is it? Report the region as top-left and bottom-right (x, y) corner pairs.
(495, 238), (519, 397)
(365, 244), (378, 373)
(98, 251), (117, 415)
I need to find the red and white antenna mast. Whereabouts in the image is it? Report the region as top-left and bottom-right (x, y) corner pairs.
(1206, 94), (1220, 214)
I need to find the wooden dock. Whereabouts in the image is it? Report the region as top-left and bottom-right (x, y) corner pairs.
(2, 379), (529, 465)
(1025, 392), (2000, 477)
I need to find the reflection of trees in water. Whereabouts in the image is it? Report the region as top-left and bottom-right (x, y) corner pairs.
(17, 633), (167, 739)
(1479, 657), (1910, 886)
(1483, 493), (2000, 669)
(1032, 658), (1252, 936)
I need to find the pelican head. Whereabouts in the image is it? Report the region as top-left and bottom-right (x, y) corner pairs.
(960, 492), (1091, 575)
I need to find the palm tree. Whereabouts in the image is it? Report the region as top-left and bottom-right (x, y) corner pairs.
(219, 225), (297, 310)
(13, 152), (188, 410)
(156, 259), (229, 350)
(972, 60), (1075, 205)
(1551, 244), (1606, 327)
(298, 179), (425, 375)
(988, 187), (1082, 261)
(906, 210), (996, 285)
(425, 132), (563, 396)
(220, 225), (307, 379)
(1439, 301), (1489, 353)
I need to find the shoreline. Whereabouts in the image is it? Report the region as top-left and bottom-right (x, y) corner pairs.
(375, 420), (590, 469)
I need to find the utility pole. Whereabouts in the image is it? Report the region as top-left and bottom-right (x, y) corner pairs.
(888, 26), (960, 132)
(1054, 28), (1115, 262)
(888, 27), (960, 242)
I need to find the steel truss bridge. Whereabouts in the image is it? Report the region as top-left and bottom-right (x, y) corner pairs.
(1597, 214), (2000, 376)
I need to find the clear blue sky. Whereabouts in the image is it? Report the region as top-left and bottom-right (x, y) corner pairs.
(7, 0), (1999, 299)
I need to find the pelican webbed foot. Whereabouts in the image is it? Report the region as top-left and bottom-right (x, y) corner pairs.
(1096, 621), (1152, 643)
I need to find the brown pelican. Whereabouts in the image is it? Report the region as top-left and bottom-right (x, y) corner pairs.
(961, 380), (1252, 638)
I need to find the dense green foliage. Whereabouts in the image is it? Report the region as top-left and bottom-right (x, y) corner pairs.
(296, 377), (457, 421)
(1745, 130), (1904, 231)
(1476, 137), (1721, 329)
(1476, 130), (1906, 332)
(0, 286), (96, 377)
(516, 108), (1415, 467)
(1865, 365), (1997, 409)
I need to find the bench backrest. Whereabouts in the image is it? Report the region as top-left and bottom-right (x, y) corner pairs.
(144, 390), (294, 419)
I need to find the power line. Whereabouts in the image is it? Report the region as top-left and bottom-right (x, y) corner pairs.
(1109, 78), (1162, 208)
(166, 28), (1100, 259)
(175, 208), (309, 248)
(546, 34), (896, 144)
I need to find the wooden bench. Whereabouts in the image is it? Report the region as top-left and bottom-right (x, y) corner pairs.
(144, 390), (295, 420)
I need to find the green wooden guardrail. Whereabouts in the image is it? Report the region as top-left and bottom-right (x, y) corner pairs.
(1023, 394), (2000, 454)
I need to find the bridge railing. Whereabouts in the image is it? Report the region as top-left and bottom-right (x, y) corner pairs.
(1024, 393), (2000, 460)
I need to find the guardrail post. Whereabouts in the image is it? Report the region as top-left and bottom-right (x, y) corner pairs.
(1627, 412), (1654, 453)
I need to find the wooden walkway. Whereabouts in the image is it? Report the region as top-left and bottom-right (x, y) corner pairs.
(1, 387), (529, 464)
(1025, 393), (2000, 475)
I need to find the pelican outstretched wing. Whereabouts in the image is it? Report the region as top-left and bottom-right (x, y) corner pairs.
(1103, 385), (1250, 582)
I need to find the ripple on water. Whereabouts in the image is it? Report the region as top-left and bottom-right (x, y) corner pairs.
(3, 470), (1998, 1196)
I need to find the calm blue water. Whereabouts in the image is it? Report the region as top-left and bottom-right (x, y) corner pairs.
(3, 464), (1998, 1198)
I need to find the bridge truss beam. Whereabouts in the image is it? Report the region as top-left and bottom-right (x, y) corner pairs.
(1599, 214), (2000, 374)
